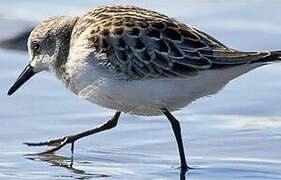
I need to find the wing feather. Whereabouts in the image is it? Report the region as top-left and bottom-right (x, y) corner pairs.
(77, 6), (271, 79)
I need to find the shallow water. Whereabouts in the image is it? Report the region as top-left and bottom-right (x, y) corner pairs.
(1, 1), (281, 180)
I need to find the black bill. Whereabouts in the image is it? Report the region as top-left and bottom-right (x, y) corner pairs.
(7, 64), (35, 95)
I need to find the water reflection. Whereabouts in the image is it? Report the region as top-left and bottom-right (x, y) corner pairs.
(180, 169), (187, 180)
(26, 153), (110, 179)
(25, 153), (188, 179)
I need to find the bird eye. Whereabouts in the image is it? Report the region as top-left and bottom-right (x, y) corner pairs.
(32, 42), (40, 53)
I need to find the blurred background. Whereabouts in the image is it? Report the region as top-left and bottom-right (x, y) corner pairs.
(1, 0), (281, 179)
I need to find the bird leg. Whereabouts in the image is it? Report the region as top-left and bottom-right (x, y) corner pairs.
(24, 111), (121, 155)
(161, 108), (190, 171)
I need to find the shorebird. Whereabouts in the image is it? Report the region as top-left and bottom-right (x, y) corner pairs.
(7, 5), (281, 171)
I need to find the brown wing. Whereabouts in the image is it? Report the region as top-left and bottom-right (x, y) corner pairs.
(78, 5), (270, 79)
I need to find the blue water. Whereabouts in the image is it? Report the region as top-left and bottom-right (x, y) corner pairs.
(1, 1), (281, 179)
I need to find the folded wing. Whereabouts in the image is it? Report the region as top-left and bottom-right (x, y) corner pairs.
(78, 6), (271, 79)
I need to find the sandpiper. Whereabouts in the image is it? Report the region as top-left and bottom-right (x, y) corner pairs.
(7, 5), (281, 171)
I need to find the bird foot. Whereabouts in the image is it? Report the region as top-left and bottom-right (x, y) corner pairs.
(24, 136), (76, 155)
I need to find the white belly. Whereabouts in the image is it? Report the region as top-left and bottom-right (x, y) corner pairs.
(71, 62), (262, 116)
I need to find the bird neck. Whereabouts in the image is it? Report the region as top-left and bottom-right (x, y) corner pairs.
(51, 16), (79, 89)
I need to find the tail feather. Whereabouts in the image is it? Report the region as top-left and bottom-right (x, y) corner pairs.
(267, 51), (281, 61)
(252, 50), (281, 64)
(208, 50), (281, 69)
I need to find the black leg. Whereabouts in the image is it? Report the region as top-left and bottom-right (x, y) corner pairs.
(180, 168), (187, 180)
(25, 111), (121, 155)
(161, 108), (189, 172)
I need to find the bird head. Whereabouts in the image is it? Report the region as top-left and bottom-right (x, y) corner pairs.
(7, 16), (79, 95)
